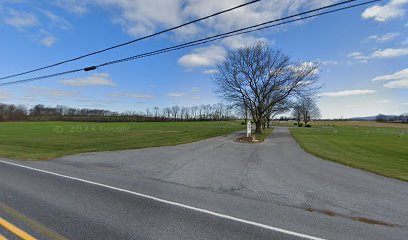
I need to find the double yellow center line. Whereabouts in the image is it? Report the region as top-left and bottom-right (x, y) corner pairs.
(0, 217), (37, 240)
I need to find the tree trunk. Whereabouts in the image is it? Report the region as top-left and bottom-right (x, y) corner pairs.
(255, 120), (262, 133)
(267, 117), (271, 128)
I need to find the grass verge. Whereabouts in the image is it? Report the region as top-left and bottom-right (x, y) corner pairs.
(0, 121), (242, 160)
(235, 127), (273, 143)
(290, 125), (408, 181)
(253, 127), (273, 142)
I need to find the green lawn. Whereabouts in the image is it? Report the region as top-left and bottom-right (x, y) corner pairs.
(254, 128), (273, 142)
(290, 125), (408, 181)
(0, 121), (243, 160)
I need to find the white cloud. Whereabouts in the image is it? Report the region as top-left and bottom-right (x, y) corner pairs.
(376, 99), (391, 104)
(372, 68), (408, 81)
(2, 9), (39, 30)
(221, 35), (269, 49)
(402, 38), (408, 45)
(362, 0), (408, 22)
(203, 69), (218, 74)
(29, 86), (78, 98)
(167, 92), (185, 97)
(371, 48), (408, 58)
(178, 45), (226, 68)
(39, 9), (73, 30)
(0, 90), (11, 101)
(367, 32), (400, 43)
(319, 89), (376, 97)
(383, 80), (408, 88)
(108, 92), (154, 99)
(347, 52), (368, 62)
(54, 0), (335, 38)
(182, 0), (334, 35)
(59, 73), (116, 86)
(54, 0), (88, 15)
(372, 68), (408, 89)
(321, 60), (339, 66)
(40, 35), (58, 47)
(348, 48), (408, 61)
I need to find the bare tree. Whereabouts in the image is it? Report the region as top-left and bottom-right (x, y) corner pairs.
(299, 97), (320, 126)
(171, 105), (180, 120)
(153, 106), (159, 120)
(265, 100), (291, 128)
(214, 42), (319, 133)
(291, 104), (303, 125)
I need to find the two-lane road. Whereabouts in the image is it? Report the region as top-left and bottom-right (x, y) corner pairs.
(1, 127), (407, 239)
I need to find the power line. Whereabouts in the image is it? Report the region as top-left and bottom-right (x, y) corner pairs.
(0, 0), (380, 87)
(0, 0), (260, 81)
(97, 0), (379, 68)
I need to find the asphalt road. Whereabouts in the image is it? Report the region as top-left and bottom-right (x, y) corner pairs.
(1, 127), (407, 239)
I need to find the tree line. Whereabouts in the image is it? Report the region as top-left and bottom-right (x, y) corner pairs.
(0, 103), (240, 122)
(375, 114), (408, 123)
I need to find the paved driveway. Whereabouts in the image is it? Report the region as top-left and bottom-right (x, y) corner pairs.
(1, 127), (407, 239)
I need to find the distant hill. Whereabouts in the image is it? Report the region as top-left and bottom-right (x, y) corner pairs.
(348, 116), (377, 121)
(348, 115), (400, 121)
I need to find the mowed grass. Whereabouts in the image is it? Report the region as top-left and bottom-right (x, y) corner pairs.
(290, 125), (408, 181)
(254, 128), (273, 142)
(0, 121), (242, 160)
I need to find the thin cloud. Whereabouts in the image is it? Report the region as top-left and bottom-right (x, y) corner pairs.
(107, 92), (154, 99)
(319, 89), (376, 97)
(367, 32), (400, 43)
(59, 73), (116, 87)
(372, 68), (408, 89)
(372, 68), (408, 81)
(39, 9), (73, 30)
(0, 90), (12, 101)
(348, 48), (408, 62)
(2, 8), (39, 30)
(376, 99), (391, 104)
(383, 80), (408, 88)
(167, 92), (185, 97)
(28, 86), (78, 98)
(178, 45), (226, 69)
(40, 35), (58, 47)
(203, 69), (218, 74)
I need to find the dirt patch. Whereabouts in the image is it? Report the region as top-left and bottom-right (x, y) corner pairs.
(234, 136), (261, 144)
(351, 217), (395, 226)
(305, 207), (395, 226)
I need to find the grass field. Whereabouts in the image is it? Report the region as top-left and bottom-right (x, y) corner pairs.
(290, 125), (408, 181)
(273, 120), (408, 129)
(0, 121), (242, 160)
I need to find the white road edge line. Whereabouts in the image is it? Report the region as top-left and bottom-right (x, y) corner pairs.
(0, 160), (325, 240)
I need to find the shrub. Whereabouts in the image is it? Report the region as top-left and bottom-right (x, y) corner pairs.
(241, 121), (246, 125)
(306, 124), (311, 128)
(294, 123), (298, 125)
(298, 123), (304, 127)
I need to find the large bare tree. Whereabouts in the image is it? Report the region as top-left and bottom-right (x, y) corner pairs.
(214, 42), (319, 133)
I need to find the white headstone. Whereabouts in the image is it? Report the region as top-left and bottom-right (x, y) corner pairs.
(247, 121), (251, 137)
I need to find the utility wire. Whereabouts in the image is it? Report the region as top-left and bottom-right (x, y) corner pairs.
(0, 0), (260, 81)
(0, 0), (380, 87)
(97, 0), (379, 68)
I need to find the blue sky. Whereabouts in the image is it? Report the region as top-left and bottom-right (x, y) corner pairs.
(0, 0), (407, 118)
